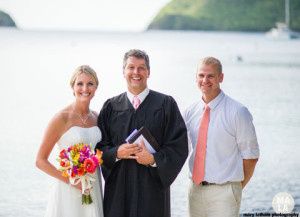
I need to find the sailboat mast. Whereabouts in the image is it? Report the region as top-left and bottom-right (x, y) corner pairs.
(285, 0), (290, 28)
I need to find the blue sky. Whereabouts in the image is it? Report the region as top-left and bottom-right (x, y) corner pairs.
(0, 0), (170, 31)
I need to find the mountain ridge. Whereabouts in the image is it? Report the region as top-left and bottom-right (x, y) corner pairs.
(148, 0), (300, 31)
(0, 10), (17, 27)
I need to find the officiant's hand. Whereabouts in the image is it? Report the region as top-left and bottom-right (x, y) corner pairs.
(135, 141), (155, 166)
(117, 143), (141, 159)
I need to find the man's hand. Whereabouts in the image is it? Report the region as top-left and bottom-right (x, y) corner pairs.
(117, 143), (141, 159)
(135, 141), (155, 166)
(241, 158), (258, 189)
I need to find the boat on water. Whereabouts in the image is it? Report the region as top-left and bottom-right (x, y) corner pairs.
(266, 0), (300, 39)
(266, 22), (299, 39)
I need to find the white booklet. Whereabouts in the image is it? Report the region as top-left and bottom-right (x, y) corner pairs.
(126, 127), (159, 154)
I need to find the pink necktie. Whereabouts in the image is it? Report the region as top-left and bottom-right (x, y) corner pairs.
(133, 96), (141, 110)
(192, 105), (210, 185)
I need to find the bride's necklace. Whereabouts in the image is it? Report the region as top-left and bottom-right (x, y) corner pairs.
(72, 107), (91, 125)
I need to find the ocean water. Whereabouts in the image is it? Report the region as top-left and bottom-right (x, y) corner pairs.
(0, 28), (300, 216)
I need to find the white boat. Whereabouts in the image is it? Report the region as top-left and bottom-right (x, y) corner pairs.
(267, 22), (299, 39)
(266, 0), (300, 39)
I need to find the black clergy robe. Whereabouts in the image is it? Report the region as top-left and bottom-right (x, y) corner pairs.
(96, 90), (188, 217)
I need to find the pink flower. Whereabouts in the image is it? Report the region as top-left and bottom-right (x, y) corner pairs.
(91, 156), (99, 166)
(59, 150), (68, 159)
(84, 158), (96, 173)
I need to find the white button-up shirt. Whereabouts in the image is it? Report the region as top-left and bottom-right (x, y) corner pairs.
(184, 91), (259, 184)
(127, 88), (149, 106)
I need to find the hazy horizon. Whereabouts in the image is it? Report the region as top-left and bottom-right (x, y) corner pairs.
(0, 0), (170, 31)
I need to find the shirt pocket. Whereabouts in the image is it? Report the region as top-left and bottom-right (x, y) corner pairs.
(210, 123), (237, 157)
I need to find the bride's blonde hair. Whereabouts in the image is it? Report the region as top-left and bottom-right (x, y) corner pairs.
(70, 65), (99, 88)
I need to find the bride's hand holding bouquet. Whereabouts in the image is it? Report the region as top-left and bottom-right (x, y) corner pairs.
(58, 143), (103, 204)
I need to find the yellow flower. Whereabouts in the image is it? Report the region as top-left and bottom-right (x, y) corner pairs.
(72, 153), (80, 165)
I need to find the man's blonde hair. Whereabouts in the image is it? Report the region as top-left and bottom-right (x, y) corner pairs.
(198, 57), (222, 73)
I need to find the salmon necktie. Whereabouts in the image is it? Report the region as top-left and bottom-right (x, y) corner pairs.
(133, 96), (141, 110)
(192, 105), (210, 185)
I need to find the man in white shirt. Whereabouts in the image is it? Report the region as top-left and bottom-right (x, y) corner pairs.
(184, 56), (259, 217)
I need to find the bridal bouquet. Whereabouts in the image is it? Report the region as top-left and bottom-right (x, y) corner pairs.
(58, 143), (103, 204)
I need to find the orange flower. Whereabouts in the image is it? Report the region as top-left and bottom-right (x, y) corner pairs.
(70, 170), (76, 178)
(77, 167), (85, 176)
(96, 149), (103, 165)
(62, 170), (69, 178)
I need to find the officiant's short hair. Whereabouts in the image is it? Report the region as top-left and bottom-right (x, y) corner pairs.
(70, 65), (99, 87)
(123, 49), (150, 71)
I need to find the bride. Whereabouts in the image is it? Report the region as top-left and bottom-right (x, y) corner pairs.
(36, 65), (104, 217)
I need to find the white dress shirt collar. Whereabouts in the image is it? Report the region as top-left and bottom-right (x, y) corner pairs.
(126, 87), (150, 105)
(202, 90), (225, 111)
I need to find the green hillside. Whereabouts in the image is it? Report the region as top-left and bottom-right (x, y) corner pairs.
(148, 0), (300, 31)
(0, 10), (16, 27)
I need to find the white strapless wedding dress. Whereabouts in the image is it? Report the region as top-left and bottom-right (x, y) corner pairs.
(44, 126), (104, 217)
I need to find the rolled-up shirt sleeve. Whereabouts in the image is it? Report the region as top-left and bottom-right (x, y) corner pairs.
(235, 106), (260, 159)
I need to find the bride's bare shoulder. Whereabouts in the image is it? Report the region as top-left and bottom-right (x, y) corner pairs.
(55, 106), (69, 120)
(49, 105), (73, 130)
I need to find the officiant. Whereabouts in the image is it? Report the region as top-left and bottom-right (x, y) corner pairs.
(96, 49), (188, 217)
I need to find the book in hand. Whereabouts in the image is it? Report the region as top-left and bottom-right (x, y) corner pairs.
(125, 127), (160, 154)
